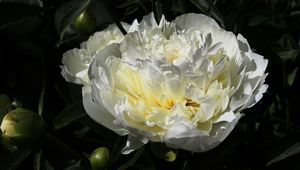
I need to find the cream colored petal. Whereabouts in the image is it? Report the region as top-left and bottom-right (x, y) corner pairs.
(139, 12), (166, 29)
(61, 48), (90, 85)
(82, 86), (127, 136)
(213, 111), (237, 123)
(174, 13), (220, 31)
(237, 34), (251, 52)
(121, 135), (148, 154)
(164, 113), (241, 152)
(81, 22), (129, 55)
(245, 52), (268, 79)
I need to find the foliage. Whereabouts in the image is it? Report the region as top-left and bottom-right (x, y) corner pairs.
(0, 0), (300, 169)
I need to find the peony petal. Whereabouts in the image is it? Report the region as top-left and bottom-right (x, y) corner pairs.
(82, 86), (127, 136)
(82, 23), (129, 55)
(213, 111), (237, 123)
(61, 48), (90, 85)
(237, 34), (250, 52)
(164, 113), (241, 152)
(245, 52), (268, 79)
(139, 12), (166, 29)
(121, 135), (148, 154)
(174, 13), (220, 31)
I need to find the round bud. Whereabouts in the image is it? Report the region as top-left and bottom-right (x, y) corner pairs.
(0, 108), (43, 147)
(74, 9), (96, 34)
(90, 147), (110, 170)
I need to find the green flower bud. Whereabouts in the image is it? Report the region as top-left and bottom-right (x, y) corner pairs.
(0, 108), (43, 148)
(74, 9), (96, 34)
(90, 147), (110, 170)
(151, 142), (177, 162)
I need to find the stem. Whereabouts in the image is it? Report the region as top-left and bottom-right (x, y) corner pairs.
(282, 62), (291, 132)
(34, 149), (42, 170)
(102, 0), (127, 35)
(45, 133), (89, 164)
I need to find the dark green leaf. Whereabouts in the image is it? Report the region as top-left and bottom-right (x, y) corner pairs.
(0, 94), (11, 121)
(272, 48), (299, 61)
(0, 149), (31, 170)
(153, 0), (162, 25)
(45, 133), (83, 161)
(64, 167), (90, 170)
(117, 147), (144, 170)
(124, 4), (139, 16)
(132, 151), (155, 170)
(40, 159), (55, 170)
(55, 0), (91, 40)
(182, 160), (191, 170)
(170, 0), (188, 14)
(288, 67), (298, 86)
(79, 116), (118, 143)
(117, 0), (138, 8)
(289, 10), (300, 16)
(248, 15), (271, 27)
(64, 160), (86, 170)
(0, 3), (42, 29)
(0, 0), (42, 6)
(267, 142), (300, 166)
(190, 0), (225, 28)
(53, 101), (86, 130)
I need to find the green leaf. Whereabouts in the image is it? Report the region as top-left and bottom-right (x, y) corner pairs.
(288, 67), (298, 86)
(272, 48), (299, 61)
(153, 0), (162, 25)
(248, 15), (271, 27)
(0, 94), (11, 121)
(289, 10), (300, 16)
(132, 151), (155, 170)
(182, 160), (191, 170)
(40, 159), (55, 170)
(0, 3), (42, 29)
(190, 0), (225, 28)
(0, 0), (42, 6)
(117, 0), (138, 8)
(0, 149), (31, 170)
(55, 0), (91, 40)
(45, 133), (83, 161)
(53, 101), (86, 130)
(267, 142), (300, 166)
(64, 160), (84, 170)
(117, 147), (144, 170)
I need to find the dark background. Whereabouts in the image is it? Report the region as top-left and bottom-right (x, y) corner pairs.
(0, 0), (300, 169)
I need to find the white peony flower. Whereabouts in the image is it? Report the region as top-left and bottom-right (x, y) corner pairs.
(61, 23), (130, 85)
(61, 13), (268, 154)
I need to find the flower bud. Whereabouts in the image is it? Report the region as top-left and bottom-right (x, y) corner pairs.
(74, 9), (96, 34)
(151, 142), (177, 162)
(90, 147), (110, 170)
(0, 108), (43, 148)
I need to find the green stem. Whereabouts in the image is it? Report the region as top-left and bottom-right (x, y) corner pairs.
(33, 149), (42, 170)
(102, 0), (127, 35)
(45, 133), (89, 164)
(282, 62), (291, 132)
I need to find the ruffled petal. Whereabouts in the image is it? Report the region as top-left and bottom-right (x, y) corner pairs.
(164, 113), (241, 152)
(61, 48), (90, 85)
(82, 86), (127, 136)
